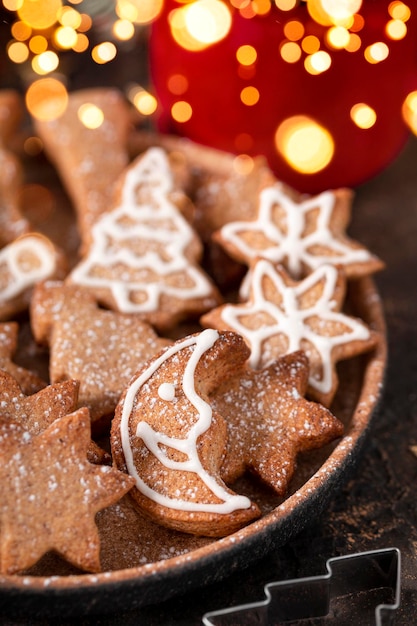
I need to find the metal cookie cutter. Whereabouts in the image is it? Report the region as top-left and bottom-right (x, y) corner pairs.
(202, 547), (401, 625)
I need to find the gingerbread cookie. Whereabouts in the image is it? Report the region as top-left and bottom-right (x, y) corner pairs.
(0, 90), (30, 246)
(0, 407), (134, 574)
(214, 184), (384, 287)
(0, 89), (24, 147)
(30, 280), (172, 425)
(68, 147), (222, 332)
(0, 370), (109, 465)
(33, 88), (131, 251)
(0, 322), (46, 395)
(212, 350), (344, 494)
(0, 233), (67, 321)
(111, 329), (261, 537)
(201, 260), (379, 406)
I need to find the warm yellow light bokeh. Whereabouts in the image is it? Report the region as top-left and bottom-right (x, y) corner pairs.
(304, 50), (331, 74)
(113, 19), (135, 41)
(275, 0), (297, 10)
(25, 78), (68, 121)
(326, 25), (350, 49)
(54, 26), (78, 49)
(280, 41), (302, 63)
(133, 90), (158, 115)
(402, 91), (417, 134)
(32, 50), (59, 74)
(283, 20), (304, 41)
(91, 42), (117, 64)
(171, 101), (193, 123)
(116, 0), (163, 24)
(350, 103), (377, 128)
(17, 0), (62, 30)
(7, 40), (29, 64)
(169, 0), (232, 51)
(275, 115), (334, 174)
(364, 42), (389, 64)
(77, 103), (104, 129)
(240, 85), (260, 106)
(385, 19), (407, 40)
(236, 45), (257, 66)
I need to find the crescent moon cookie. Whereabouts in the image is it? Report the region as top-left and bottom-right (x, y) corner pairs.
(0, 233), (67, 321)
(201, 260), (379, 407)
(111, 329), (261, 537)
(213, 184), (384, 288)
(68, 147), (222, 332)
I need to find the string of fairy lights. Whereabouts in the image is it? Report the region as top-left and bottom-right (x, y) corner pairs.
(1, 0), (417, 172)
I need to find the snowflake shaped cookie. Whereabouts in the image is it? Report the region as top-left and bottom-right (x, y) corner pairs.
(215, 185), (384, 281)
(201, 260), (378, 406)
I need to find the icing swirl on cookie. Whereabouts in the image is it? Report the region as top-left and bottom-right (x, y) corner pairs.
(220, 185), (374, 282)
(120, 328), (251, 513)
(0, 235), (57, 303)
(220, 261), (371, 395)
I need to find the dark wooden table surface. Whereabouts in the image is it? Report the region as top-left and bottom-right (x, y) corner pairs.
(1, 24), (417, 625)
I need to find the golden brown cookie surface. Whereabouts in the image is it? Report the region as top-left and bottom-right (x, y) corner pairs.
(202, 260), (379, 406)
(214, 185), (384, 282)
(111, 329), (261, 537)
(213, 350), (344, 494)
(68, 147), (222, 332)
(0, 407), (134, 574)
(30, 280), (172, 423)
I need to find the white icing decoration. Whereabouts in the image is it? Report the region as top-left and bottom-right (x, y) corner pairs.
(120, 328), (251, 513)
(220, 261), (370, 394)
(0, 236), (56, 303)
(158, 382), (176, 401)
(70, 147), (215, 312)
(220, 185), (373, 283)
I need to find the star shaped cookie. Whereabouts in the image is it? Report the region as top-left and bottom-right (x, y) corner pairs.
(212, 351), (344, 494)
(214, 184), (384, 282)
(30, 281), (172, 425)
(0, 370), (109, 465)
(201, 260), (378, 406)
(0, 408), (134, 574)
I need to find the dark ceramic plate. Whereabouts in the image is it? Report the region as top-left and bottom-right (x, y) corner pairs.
(0, 275), (386, 619)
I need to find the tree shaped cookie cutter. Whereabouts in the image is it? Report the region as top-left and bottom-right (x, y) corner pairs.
(202, 548), (400, 625)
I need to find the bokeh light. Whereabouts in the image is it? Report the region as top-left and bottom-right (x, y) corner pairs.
(275, 115), (335, 174)
(350, 103), (377, 128)
(77, 103), (104, 129)
(91, 42), (117, 64)
(25, 78), (68, 122)
(17, 0), (62, 30)
(168, 0), (232, 51)
(171, 101), (193, 123)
